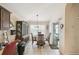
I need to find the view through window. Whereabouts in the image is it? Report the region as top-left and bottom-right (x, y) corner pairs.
(30, 25), (46, 36)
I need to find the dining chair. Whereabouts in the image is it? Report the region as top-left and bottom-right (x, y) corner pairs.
(31, 33), (36, 45)
(37, 34), (45, 48)
(46, 33), (51, 45)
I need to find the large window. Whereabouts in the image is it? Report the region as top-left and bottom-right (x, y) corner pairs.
(30, 25), (46, 36)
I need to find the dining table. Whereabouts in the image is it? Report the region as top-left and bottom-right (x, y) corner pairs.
(35, 34), (45, 48)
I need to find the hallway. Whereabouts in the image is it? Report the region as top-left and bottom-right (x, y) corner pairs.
(24, 40), (60, 55)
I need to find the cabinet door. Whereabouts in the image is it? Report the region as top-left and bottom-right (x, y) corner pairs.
(16, 21), (22, 39)
(1, 9), (10, 30)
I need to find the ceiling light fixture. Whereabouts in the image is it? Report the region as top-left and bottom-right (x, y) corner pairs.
(36, 14), (39, 32)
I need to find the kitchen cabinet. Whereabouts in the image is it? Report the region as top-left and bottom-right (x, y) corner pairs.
(0, 6), (10, 30)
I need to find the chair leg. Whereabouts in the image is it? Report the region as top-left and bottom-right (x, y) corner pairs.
(32, 41), (33, 45)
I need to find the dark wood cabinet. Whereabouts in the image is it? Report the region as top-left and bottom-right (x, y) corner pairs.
(16, 21), (22, 39)
(0, 6), (10, 30)
(16, 21), (29, 40)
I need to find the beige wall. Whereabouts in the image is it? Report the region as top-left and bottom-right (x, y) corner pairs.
(59, 17), (65, 54)
(60, 3), (79, 54)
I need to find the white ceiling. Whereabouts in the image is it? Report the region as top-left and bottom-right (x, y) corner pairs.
(0, 3), (66, 22)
